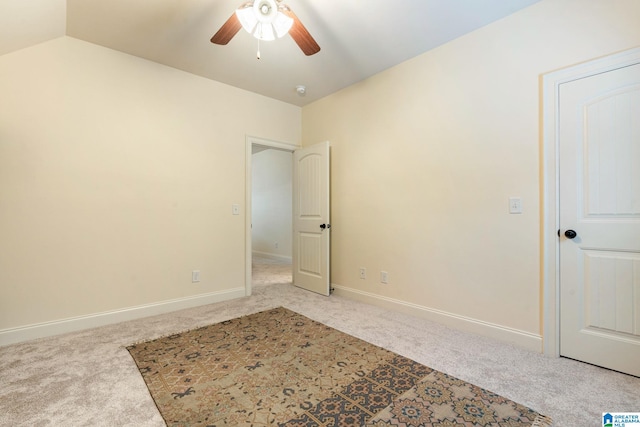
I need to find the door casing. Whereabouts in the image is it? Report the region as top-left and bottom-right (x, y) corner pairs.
(542, 46), (640, 356)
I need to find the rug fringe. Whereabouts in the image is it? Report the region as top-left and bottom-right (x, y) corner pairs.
(532, 414), (553, 426)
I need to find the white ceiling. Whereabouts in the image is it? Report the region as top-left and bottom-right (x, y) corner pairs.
(2, 0), (541, 106)
(0, 0), (66, 55)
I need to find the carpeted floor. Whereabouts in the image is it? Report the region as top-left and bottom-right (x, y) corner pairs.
(252, 254), (292, 287)
(0, 260), (638, 426)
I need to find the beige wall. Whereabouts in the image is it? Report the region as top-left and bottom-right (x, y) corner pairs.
(302, 0), (640, 345)
(0, 37), (300, 334)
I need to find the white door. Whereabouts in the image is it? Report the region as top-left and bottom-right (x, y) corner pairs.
(292, 142), (330, 296)
(559, 63), (640, 377)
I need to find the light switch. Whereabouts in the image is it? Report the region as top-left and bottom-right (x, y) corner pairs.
(232, 204), (240, 215)
(509, 197), (523, 214)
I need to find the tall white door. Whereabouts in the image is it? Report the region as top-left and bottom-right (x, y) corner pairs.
(292, 142), (330, 296)
(559, 63), (640, 377)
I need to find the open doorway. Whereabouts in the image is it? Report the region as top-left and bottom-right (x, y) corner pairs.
(245, 136), (299, 295)
(251, 145), (293, 287)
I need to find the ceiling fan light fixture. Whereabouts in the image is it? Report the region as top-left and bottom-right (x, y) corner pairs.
(253, 22), (275, 41)
(212, 0), (319, 56)
(236, 5), (258, 34)
(272, 10), (293, 38)
(236, 0), (293, 41)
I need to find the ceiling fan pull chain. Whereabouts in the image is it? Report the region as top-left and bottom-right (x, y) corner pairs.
(257, 38), (261, 59)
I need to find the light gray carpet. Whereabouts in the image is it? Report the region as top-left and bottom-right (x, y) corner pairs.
(252, 254), (292, 287)
(1, 261), (638, 426)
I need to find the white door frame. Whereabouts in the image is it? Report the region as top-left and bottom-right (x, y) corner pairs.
(245, 135), (300, 296)
(541, 46), (640, 357)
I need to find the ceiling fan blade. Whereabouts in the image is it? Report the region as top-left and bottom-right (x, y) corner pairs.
(283, 9), (320, 56)
(211, 13), (242, 45)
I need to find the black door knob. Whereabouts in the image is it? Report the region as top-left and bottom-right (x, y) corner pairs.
(564, 229), (577, 239)
(320, 224), (326, 229)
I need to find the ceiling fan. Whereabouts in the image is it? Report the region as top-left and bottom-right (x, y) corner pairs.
(210, 0), (320, 56)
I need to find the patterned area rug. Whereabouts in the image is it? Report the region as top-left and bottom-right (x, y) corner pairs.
(126, 307), (552, 426)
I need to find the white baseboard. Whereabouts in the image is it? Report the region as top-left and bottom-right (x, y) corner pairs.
(331, 284), (542, 353)
(0, 287), (246, 347)
(252, 251), (292, 263)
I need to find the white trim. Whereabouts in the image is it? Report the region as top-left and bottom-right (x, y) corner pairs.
(0, 287), (245, 347)
(541, 46), (640, 357)
(245, 135), (300, 297)
(332, 284), (542, 352)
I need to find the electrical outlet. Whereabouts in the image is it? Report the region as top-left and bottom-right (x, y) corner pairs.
(359, 268), (366, 279)
(274, 242), (279, 249)
(192, 270), (201, 283)
(380, 271), (389, 284)
(509, 197), (523, 214)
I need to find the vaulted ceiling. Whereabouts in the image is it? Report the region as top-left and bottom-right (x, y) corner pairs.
(1, 0), (541, 106)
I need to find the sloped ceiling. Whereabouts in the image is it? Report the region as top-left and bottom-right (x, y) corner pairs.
(0, 0), (66, 55)
(2, 0), (541, 106)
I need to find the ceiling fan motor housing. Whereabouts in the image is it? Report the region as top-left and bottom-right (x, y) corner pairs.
(254, 0), (277, 22)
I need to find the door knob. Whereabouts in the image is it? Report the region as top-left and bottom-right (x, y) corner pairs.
(564, 229), (577, 239)
(319, 224), (331, 229)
